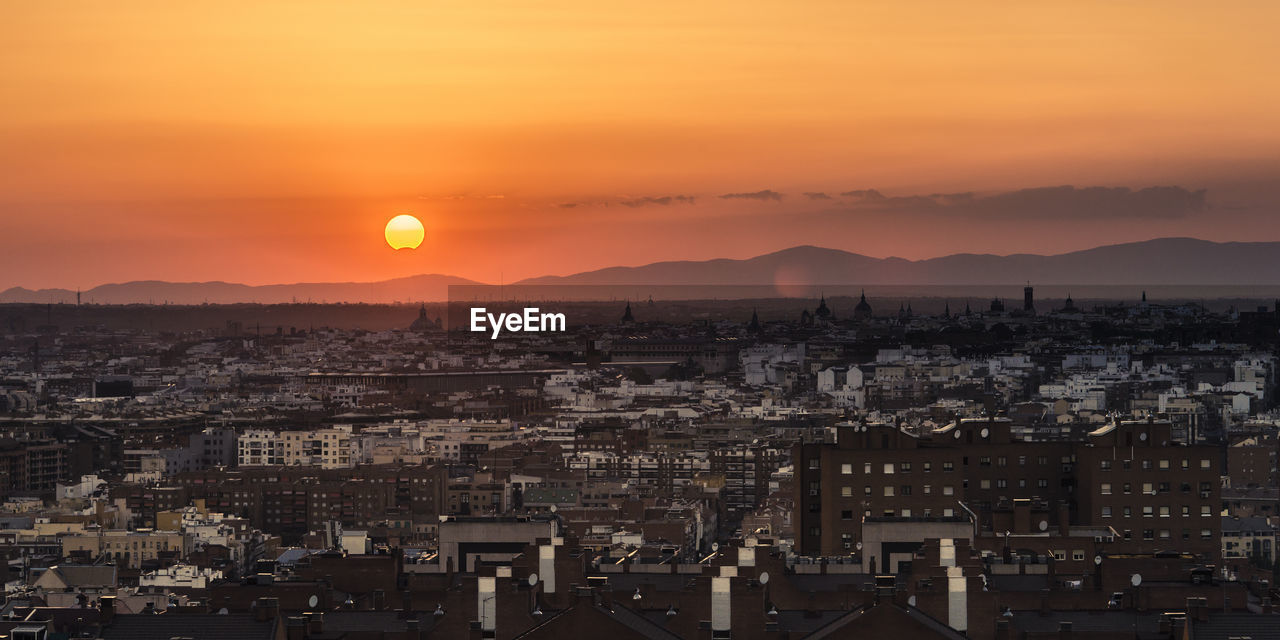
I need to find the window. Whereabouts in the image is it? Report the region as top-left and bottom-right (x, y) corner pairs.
(1018, 479), (1027, 488)
(1159, 506), (1170, 518)
(841, 510), (853, 520)
(997, 456), (1008, 467)
(808, 481), (820, 497)
(1038, 479), (1049, 489)
(1201, 529), (1212, 539)
(865, 486), (872, 496)
(901, 462), (912, 473)
(923, 484), (932, 495)
(883, 463), (895, 475)
(1181, 459), (1189, 470)
(1123, 483), (1132, 494)
(1201, 506), (1212, 517)
(1101, 483), (1112, 495)
(809, 459), (820, 470)
(841, 533), (853, 549)
(1142, 506), (1154, 518)
(1181, 506), (1190, 516)
(900, 508), (912, 517)
(1101, 506), (1112, 517)
(923, 461), (933, 472)
(980, 479), (991, 489)
(996, 479), (1007, 489)
(943, 508), (954, 517)
(1159, 529), (1171, 539)
(1143, 529), (1154, 540)
(884, 486), (895, 497)
(1200, 459), (1211, 470)
(1052, 550), (1066, 561)
(943, 461), (954, 472)
(943, 486), (954, 496)
(1073, 550), (1085, 561)
(979, 456), (991, 467)
(864, 463), (872, 474)
(1142, 460), (1152, 470)
(1142, 483), (1154, 495)
(1100, 460), (1112, 470)
(1123, 507), (1132, 517)
(1019, 456), (1027, 466)
(841, 486), (852, 498)
(841, 463), (852, 475)
(1159, 459), (1170, 470)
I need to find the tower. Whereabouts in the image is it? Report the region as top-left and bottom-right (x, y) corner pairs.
(1023, 285), (1034, 313)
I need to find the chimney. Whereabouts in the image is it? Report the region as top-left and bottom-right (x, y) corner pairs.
(402, 590), (413, 617)
(254, 597), (279, 623)
(478, 576), (497, 637)
(99, 595), (116, 624)
(1058, 620), (1072, 639)
(712, 577), (731, 637)
(1057, 502), (1070, 536)
(307, 612), (324, 635)
(285, 616), (307, 640)
(372, 589), (386, 611)
(995, 618), (1012, 640)
(1014, 500), (1032, 534)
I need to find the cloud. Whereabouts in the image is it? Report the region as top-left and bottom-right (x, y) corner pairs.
(803, 192), (831, 200)
(839, 189), (886, 200)
(838, 185), (1207, 219)
(619, 195), (696, 207)
(719, 189), (783, 202)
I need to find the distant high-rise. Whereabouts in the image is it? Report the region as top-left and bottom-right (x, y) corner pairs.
(1024, 285), (1034, 313)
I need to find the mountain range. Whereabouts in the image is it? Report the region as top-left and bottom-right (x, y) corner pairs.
(5, 238), (1280, 304)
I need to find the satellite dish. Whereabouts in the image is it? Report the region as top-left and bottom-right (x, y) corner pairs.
(1130, 573), (1142, 587)
(1038, 520), (1048, 532)
(1094, 556), (1102, 566)
(549, 505), (557, 513)
(528, 573), (539, 587)
(980, 428), (990, 438)
(908, 595), (917, 607)
(308, 595), (318, 608)
(953, 430), (962, 440)
(856, 542), (863, 551)
(711, 542), (720, 552)
(759, 572), (770, 585)
(1139, 432), (1147, 441)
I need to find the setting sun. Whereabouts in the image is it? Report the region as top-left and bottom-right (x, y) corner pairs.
(384, 214), (425, 250)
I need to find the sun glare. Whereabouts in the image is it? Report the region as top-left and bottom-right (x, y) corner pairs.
(385, 214), (425, 250)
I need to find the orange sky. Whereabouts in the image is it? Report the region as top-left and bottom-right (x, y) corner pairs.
(2, 1), (1279, 288)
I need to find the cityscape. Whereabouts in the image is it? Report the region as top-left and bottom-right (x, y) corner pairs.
(6, 1), (1280, 638)
(0, 288), (1278, 638)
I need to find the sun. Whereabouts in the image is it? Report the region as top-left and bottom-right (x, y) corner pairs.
(385, 214), (424, 250)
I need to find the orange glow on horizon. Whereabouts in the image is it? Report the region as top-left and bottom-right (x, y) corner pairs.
(2, 1), (1279, 288)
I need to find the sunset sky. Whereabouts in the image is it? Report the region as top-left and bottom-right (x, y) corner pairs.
(3, 1), (1279, 289)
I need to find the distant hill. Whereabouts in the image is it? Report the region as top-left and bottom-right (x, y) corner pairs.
(6, 238), (1280, 304)
(519, 238), (1280, 286)
(0, 274), (479, 305)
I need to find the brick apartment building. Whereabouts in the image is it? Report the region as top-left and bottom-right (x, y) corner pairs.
(795, 417), (1221, 563)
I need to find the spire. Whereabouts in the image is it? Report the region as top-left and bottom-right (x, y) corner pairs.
(621, 301), (634, 324)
